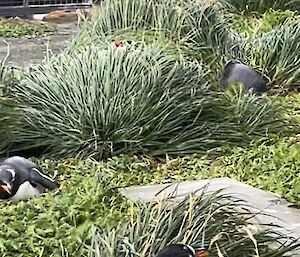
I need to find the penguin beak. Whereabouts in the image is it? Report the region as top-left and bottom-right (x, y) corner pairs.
(1, 184), (12, 194)
(195, 249), (209, 257)
(193, 246), (209, 257)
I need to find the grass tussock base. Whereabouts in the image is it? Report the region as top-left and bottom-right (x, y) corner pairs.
(89, 191), (300, 257)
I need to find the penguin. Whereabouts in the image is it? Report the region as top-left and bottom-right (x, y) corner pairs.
(112, 40), (124, 47)
(0, 156), (59, 200)
(156, 244), (209, 257)
(220, 60), (267, 95)
(111, 40), (138, 49)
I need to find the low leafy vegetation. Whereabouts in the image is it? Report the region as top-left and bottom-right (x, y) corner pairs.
(0, 17), (55, 38)
(102, 138), (300, 205)
(216, 141), (300, 204)
(225, 9), (298, 36)
(1, 157), (299, 257)
(219, 0), (300, 15)
(0, 159), (131, 256)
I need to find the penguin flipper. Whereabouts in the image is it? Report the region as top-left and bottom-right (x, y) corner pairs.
(30, 168), (59, 190)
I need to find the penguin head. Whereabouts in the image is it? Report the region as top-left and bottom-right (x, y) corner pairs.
(224, 59), (241, 70)
(156, 244), (209, 257)
(0, 164), (15, 195)
(192, 245), (209, 257)
(112, 40), (124, 47)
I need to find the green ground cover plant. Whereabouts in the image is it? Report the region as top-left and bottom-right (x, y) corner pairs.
(101, 138), (300, 205)
(0, 158), (132, 256)
(0, 17), (55, 38)
(219, 0), (300, 15)
(225, 9), (298, 36)
(0, 158), (299, 257)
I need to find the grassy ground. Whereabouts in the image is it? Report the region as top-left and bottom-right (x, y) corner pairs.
(2, 149), (300, 256)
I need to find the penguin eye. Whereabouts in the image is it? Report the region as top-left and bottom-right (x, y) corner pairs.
(6, 169), (15, 182)
(183, 246), (192, 253)
(183, 245), (196, 257)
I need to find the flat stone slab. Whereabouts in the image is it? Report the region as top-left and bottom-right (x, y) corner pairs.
(119, 178), (300, 239)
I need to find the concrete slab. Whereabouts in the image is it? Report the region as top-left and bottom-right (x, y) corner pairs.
(0, 22), (78, 68)
(119, 178), (300, 239)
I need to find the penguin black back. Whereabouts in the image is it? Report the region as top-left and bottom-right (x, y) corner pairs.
(156, 244), (196, 257)
(220, 60), (267, 94)
(156, 244), (209, 257)
(0, 156), (59, 200)
(3, 156), (59, 189)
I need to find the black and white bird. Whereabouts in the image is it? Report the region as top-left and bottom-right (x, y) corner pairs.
(220, 60), (267, 95)
(156, 244), (209, 257)
(111, 39), (138, 49)
(0, 156), (59, 200)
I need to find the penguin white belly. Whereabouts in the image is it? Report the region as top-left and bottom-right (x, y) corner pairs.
(10, 182), (43, 200)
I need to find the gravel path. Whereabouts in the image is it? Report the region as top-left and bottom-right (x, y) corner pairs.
(0, 21), (78, 68)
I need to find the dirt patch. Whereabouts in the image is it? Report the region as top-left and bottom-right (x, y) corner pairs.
(0, 21), (78, 68)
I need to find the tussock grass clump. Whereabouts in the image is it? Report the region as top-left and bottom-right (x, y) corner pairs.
(13, 46), (210, 158)
(0, 59), (19, 96)
(71, 0), (299, 92)
(70, 0), (298, 92)
(255, 23), (300, 87)
(12, 46), (282, 159)
(220, 85), (284, 137)
(89, 191), (300, 257)
(0, 60), (22, 152)
(0, 98), (22, 152)
(70, 0), (231, 62)
(71, 0), (189, 52)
